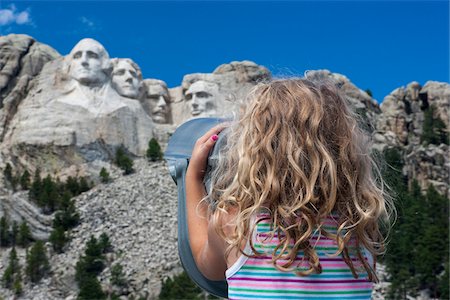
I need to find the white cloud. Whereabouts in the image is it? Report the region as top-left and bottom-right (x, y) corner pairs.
(80, 16), (95, 28)
(15, 11), (30, 25)
(0, 4), (31, 26)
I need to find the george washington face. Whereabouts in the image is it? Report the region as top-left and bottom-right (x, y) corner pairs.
(68, 39), (110, 86)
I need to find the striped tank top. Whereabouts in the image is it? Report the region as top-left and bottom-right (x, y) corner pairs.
(226, 214), (374, 299)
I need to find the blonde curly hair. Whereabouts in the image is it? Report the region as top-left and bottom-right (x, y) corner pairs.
(206, 78), (393, 282)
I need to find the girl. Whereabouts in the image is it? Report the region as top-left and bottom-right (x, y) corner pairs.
(186, 78), (392, 299)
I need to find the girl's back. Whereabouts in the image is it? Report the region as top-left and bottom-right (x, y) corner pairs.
(226, 214), (373, 299)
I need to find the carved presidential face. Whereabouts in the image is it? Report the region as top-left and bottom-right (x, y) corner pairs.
(147, 83), (170, 124)
(111, 59), (142, 99)
(68, 39), (109, 85)
(185, 81), (218, 117)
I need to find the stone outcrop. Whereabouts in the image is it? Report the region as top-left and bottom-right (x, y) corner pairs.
(374, 81), (450, 196)
(0, 189), (53, 240)
(0, 34), (60, 140)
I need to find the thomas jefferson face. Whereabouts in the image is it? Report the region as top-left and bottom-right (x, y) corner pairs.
(68, 39), (109, 85)
(185, 81), (218, 117)
(147, 84), (170, 123)
(112, 60), (142, 99)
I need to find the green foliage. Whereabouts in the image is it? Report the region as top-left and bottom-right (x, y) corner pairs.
(29, 169), (42, 201)
(53, 192), (80, 230)
(20, 170), (31, 190)
(10, 221), (18, 247)
(49, 226), (68, 253)
(77, 275), (106, 300)
(17, 222), (32, 248)
(4, 163), (13, 183)
(99, 167), (110, 183)
(146, 138), (163, 162)
(110, 263), (127, 288)
(365, 89), (373, 97)
(159, 271), (204, 300)
(76, 235), (109, 299)
(2, 248), (20, 289)
(0, 216), (10, 247)
(115, 147), (134, 175)
(439, 262), (449, 299)
(79, 177), (90, 193)
(98, 232), (112, 253)
(66, 176), (80, 196)
(421, 105), (449, 145)
(26, 241), (50, 283)
(13, 277), (23, 296)
(383, 148), (449, 298)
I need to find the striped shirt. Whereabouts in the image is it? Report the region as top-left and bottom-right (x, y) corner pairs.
(225, 214), (374, 299)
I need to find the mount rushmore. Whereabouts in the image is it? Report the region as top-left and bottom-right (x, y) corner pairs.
(0, 34), (273, 180)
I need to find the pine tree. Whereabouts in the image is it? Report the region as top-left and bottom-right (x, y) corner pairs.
(20, 170), (31, 190)
(421, 105), (449, 145)
(66, 176), (80, 196)
(2, 248), (20, 289)
(13, 277), (23, 296)
(0, 216), (10, 247)
(99, 167), (110, 183)
(53, 192), (80, 230)
(99, 233), (112, 253)
(77, 275), (106, 300)
(11, 221), (18, 247)
(110, 263), (127, 288)
(115, 147), (134, 175)
(29, 169), (41, 201)
(17, 222), (32, 248)
(26, 241), (50, 283)
(75, 235), (108, 299)
(76, 236), (105, 279)
(49, 226), (67, 253)
(146, 138), (163, 162)
(3, 163), (13, 183)
(79, 177), (90, 193)
(159, 271), (203, 300)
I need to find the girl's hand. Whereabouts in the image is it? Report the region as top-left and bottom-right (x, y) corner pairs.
(185, 123), (229, 280)
(187, 123), (228, 182)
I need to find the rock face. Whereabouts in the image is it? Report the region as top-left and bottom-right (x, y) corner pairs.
(0, 189), (53, 240)
(374, 81), (450, 196)
(0, 34), (60, 140)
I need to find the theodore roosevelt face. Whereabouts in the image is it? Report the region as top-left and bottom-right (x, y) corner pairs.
(147, 83), (170, 123)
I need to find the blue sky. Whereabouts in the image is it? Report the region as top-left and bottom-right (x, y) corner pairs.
(0, 1), (448, 102)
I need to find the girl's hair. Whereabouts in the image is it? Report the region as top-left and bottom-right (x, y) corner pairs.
(206, 78), (394, 282)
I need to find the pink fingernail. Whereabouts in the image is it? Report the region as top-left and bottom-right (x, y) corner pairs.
(211, 134), (218, 141)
